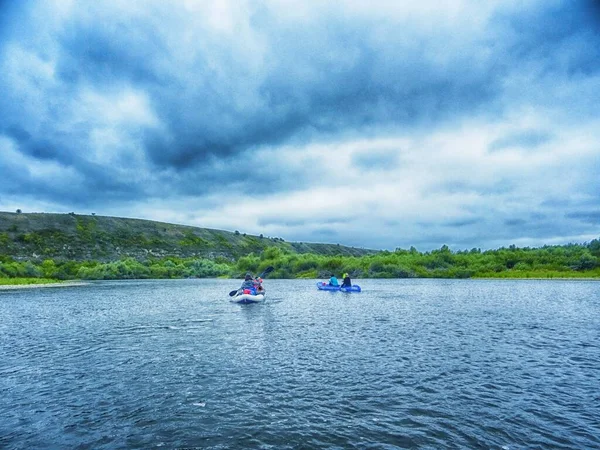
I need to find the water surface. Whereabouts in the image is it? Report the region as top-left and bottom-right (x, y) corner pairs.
(1, 279), (599, 449)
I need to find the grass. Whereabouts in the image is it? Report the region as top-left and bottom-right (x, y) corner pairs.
(474, 269), (600, 279)
(0, 278), (65, 285)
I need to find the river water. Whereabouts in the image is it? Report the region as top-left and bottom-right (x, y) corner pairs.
(1, 278), (599, 449)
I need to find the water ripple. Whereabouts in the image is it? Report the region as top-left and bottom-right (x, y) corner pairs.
(1, 278), (599, 449)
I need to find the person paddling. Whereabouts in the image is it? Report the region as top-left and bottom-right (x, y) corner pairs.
(328, 274), (339, 286)
(254, 276), (265, 293)
(341, 273), (352, 288)
(229, 266), (274, 298)
(239, 273), (256, 294)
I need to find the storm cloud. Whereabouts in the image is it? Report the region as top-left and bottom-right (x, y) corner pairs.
(1, 0), (599, 250)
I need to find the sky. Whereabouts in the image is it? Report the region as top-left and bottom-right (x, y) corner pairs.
(0, 0), (599, 251)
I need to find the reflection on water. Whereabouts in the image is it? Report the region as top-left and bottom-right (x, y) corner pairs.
(1, 278), (599, 449)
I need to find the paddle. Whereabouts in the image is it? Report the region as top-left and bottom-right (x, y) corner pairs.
(258, 266), (274, 279)
(229, 266), (274, 296)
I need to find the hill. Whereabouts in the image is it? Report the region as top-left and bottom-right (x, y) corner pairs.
(0, 211), (376, 262)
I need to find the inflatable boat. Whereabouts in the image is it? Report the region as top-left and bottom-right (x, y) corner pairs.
(316, 282), (361, 292)
(229, 291), (266, 304)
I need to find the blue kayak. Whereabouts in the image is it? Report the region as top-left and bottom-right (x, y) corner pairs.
(316, 282), (361, 292)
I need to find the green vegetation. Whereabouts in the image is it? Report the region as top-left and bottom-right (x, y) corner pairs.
(0, 240), (599, 282)
(0, 278), (63, 286)
(0, 211), (599, 282)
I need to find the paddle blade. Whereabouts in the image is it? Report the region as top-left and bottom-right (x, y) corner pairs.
(259, 266), (274, 278)
(229, 290), (238, 297)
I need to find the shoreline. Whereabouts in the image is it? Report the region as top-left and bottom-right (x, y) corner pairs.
(0, 277), (597, 291)
(0, 281), (89, 290)
(472, 277), (600, 281)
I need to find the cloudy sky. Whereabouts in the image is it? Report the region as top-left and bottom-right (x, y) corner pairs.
(1, 0), (599, 251)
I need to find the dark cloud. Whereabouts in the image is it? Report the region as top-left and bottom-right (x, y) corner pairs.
(22, 139), (62, 160)
(0, 138), (145, 208)
(56, 18), (166, 86)
(3, 1), (508, 173)
(0, 1), (23, 40)
(566, 211), (600, 224)
(416, 218), (482, 229)
(588, 0), (600, 24)
(1, 1), (599, 250)
(4, 125), (32, 142)
(496, 216), (589, 241)
(498, 1), (600, 76)
(4, 1), (594, 180)
(504, 219), (526, 227)
(541, 186), (600, 211)
(444, 218), (482, 228)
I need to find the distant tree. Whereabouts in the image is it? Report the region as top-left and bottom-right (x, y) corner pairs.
(92, 213), (96, 216)
(259, 234), (263, 239)
(234, 230), (240, 235)
(573, 251), (598, 271)
(16, 209), (21, 214)
(589, 239), (600, 257)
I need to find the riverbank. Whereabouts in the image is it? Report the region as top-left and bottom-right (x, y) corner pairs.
(0, 281), (88, 290)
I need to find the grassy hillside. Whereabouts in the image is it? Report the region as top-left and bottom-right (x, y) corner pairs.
(2, 212), (598, 282)
(0, 211), (376, 262)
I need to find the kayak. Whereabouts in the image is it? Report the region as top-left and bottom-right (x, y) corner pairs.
(316, 282), (361, 292)
(230, 292), (266, 304)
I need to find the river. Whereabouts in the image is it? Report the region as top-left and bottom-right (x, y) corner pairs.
(1, 278), (599, 449)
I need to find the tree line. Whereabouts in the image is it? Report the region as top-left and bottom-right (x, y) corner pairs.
(1, 240), (599, 283)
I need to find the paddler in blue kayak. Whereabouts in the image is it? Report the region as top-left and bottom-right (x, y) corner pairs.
(341, 273), (352, 288)
(328, 274), (339, 286)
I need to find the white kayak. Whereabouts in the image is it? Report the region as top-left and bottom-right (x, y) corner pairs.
(229, 292), (267, 304)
